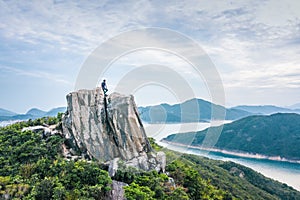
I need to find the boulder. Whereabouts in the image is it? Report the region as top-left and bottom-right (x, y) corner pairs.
(22, 125), (58, 138)
(106, 180), (128, 200)
(62, 88), (165, 174)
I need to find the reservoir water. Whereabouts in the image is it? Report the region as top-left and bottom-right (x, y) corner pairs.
(144, 122), (300, 191)
(0, 120), (21, 127)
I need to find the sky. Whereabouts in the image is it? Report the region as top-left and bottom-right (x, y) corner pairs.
(0, 0), (300, 113)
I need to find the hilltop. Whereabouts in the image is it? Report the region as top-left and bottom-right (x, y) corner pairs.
(163, 113), (300, 161)
(0, 107), (66, 122)
(0, 108), (17, 117)
(139, 98), (252, 123)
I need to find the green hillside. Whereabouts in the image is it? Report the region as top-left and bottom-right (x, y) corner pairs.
(164, 113), (300, 160)
(1, 116), (299, 199)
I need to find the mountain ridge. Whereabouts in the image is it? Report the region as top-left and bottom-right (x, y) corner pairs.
(2, 100), (300, 123)
(287, 103), (300, 110)
(163, 113), (300, 161)
(232, 105), (300, 115)
(0, 107), (66, 122)
(0, 108), (17, 117)
(26, 108), (47, 116)
(139, 98), (252, 123)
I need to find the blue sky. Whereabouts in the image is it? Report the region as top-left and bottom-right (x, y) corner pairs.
(1, 0), (300, 113)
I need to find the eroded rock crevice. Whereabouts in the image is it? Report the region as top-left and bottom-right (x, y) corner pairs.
(62, 88), (165, 174)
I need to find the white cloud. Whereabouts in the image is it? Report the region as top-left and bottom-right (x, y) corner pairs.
(0, 65), (73, 86)
(255, 0), (300, 26)
(0, 0), (158, 55)
(0, 0), (300, 109)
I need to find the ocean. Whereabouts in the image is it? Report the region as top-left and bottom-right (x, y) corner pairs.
(144, 122), (300, 191)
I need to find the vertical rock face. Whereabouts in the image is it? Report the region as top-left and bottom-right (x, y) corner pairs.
(62, 88), (165, 173)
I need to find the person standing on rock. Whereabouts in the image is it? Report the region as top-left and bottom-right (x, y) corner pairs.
(101, 79), (108, 96)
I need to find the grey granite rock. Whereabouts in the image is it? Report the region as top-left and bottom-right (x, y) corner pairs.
(106, 180), (128, 200)
(62, 88), (165, 174)
(22, 124), (58, 138)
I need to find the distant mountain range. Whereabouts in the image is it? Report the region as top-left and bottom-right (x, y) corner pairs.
(231, 105), (300, 115)
(288, 103), (300, 110)
(0, 108), (17, 117)
(138, 98), (300, 123)
(139, 98), (252, 123)
(0, 107), (66, 121)
(1, 99), (300, 123)
(163, 113), (300, 161)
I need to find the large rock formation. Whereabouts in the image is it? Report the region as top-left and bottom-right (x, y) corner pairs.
(62, 88), (165, 174)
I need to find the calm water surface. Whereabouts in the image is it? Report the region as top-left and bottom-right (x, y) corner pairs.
(144, 122), (300, 191)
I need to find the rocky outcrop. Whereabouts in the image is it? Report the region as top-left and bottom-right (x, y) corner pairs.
(62, 88), (165, 174)
(22, 124), (58, 138)
(106, 181), (128, 200)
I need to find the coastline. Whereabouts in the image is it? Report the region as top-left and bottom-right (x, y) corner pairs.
(0, 120), (22, 127)
(161, 140), (300, 164)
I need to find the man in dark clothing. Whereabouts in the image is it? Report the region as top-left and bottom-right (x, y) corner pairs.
(101, 79), (108, 95)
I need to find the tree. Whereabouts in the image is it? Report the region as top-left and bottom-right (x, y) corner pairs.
(167, 187), (189, 200)
(124, 182), (155, 200)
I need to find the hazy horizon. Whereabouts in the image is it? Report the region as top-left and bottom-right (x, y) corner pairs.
(1, 95), (299, 115)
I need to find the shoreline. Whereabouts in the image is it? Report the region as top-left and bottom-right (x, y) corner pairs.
(161, 140), (300, 164)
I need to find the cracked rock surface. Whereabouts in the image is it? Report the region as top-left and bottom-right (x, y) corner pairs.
(62, 88), (165, 174)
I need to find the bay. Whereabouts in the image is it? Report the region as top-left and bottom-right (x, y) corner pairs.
(144, 122), (300, 191)
(0, 120), (21, 127)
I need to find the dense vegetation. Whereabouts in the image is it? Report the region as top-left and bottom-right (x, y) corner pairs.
(114, 139), (300, 200)
(155, 142), (299, 200)
(0, 116), (111, 199)
(1, 115), (300, 199)
(164, 113), (300, 160)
